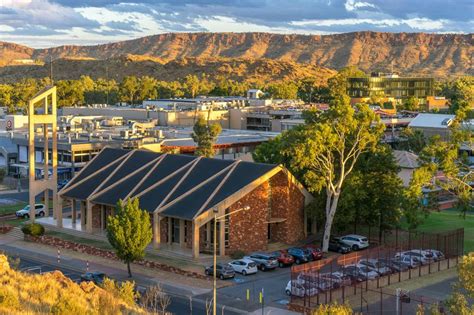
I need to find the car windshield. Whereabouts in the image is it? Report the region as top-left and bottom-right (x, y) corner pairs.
(248, 262), (256, 268)
(360, 238), (368, 242)
(359, 267), (371, 273)
(22, 206), (30, 210)
(94, 273), (105, 279)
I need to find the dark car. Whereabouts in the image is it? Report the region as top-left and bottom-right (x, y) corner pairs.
(57, 179), (69, 190)
(339, 266), (367, 283)
(287, 247), (312, 265)
(80, 272), (106, 285)
(270, 251), (295, 267)
(205, 263), (235, 280)
(379, 258), (410, 273)
(328, 238), (352, 254)
(303, 245), (324, 260)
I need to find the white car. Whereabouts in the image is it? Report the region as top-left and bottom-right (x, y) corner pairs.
(346, 264), (379, 280)
(395, 254), (421, 268)
(285, 280), (318, 297)
(339, 234), (369, 250)
(425, 249), (445, 261)
(228, 259), (258, 276)
(16, 204), (46, 219)
(395, 250), (434, 265)
(358, 259), (392, 276)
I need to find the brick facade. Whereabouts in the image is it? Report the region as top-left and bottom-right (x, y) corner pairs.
(228, 181), (270, 254)
(269, 171), (305, 244)
(91, 205), (101, 229)
(227, 170), (306, 255)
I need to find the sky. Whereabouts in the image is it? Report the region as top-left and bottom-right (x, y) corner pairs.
(0, 0), (472, 48)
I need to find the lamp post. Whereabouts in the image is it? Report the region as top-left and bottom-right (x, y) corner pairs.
(213, 205), (250, 315)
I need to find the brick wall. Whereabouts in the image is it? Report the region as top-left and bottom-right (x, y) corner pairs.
(269, 171), (305, 244)
(228, 181), (269, 254)
(91, 205), (101, 229)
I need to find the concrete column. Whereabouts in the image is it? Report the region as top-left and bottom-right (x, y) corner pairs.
(167, 217), (172, 244)
(192, 222), (200, 259)
(80, 201), (85, 228)
(206, 221), (211, 249)
(152, 213), (161, 249)
(44, 190), (49, 217)
(86, 201), (93, 233)
(71, 199), (77, 224)
(219, 220), (225, 257)
(56, 195), (63, 228)
(179, 219), (185, 248)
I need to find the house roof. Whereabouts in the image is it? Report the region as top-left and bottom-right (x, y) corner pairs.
(60, 148), (282, 220)
(408, 113), (455, 129)
(393, 150), (419, 169)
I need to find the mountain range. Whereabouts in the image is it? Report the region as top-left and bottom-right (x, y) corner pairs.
(0, 32), (472, 82)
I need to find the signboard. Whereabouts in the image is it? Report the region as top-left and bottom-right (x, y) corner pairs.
(6, 120), (12, 131)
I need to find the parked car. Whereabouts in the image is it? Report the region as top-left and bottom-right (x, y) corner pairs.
(425, 249), (445, 261)
(287, 247), (312, 265)
(328, 238), (352, 254)
(244, 253), (278, 271)
(339, 265), (367, 282)
(297, 272), (336, 291)
(57, 179), (69, 190)
(270, 251), (295, 267)
(395, 254), (421, 268)
(285, 280), (318, 297)
(303, 246), (323, 261)
(345, 264), (379, 280)
(204, 263), (235, 280)
(358, 259), (392, 276)
(16, 204), (46, 219)
(339, 234), (369, 251)
(395, 250), (434, 265)
(80, 272), (106, 285)
(228, 259), (258, 275)
(323, 272), (353, 287)
(378, 258), (410, 272)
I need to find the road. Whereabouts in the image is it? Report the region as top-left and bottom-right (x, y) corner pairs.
(1, 245), (244, 315)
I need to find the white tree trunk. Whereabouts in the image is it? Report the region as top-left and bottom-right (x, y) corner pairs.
(322, 192), (340, 252)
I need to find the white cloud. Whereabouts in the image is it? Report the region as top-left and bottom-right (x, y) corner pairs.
(344, 0), (377, 12)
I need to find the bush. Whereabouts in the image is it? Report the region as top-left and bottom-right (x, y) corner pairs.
(229, 250), (245, 260)
(21, 223), (45, 236)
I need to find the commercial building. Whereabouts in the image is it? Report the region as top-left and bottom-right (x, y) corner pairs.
(348, 73), (434, 106)
(58, 148), (313, 258)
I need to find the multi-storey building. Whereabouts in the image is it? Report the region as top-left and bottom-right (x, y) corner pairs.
(348, 73), (434, 105)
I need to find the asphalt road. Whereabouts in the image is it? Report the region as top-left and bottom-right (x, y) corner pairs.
(3, 248), (243, 315)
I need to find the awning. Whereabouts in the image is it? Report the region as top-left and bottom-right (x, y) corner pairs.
(265, 217), (286, 224)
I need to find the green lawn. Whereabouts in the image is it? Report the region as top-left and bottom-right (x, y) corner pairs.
(0, 202), (27, 216)
(411, 210), (474, 253)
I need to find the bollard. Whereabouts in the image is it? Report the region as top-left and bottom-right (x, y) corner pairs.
(86, 260), (89, 272)
(57, 249), (60, 264)
(246, 289), (250, 301)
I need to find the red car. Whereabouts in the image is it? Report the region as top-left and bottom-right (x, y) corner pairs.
(303, 245), (323, 261)
(270, 251), (295, 267)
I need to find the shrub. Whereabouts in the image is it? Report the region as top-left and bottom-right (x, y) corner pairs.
(21, 223), (45, 236)
(230, 250), (246, 260)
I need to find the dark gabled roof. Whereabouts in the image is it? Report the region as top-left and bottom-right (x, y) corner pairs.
(60, 148), (283, 220)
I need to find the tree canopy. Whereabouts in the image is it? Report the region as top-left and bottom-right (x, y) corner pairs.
(191, 116), (222, 158)
(106, 198), (153, 277)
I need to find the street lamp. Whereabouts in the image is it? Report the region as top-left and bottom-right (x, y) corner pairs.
(213, 205), (250, 315)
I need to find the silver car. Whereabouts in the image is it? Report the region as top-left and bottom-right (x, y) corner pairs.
(358, 259), (392, 276)
(244, 253), (278, 271)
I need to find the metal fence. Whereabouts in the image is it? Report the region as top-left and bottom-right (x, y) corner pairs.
(289, 228), (464, 312)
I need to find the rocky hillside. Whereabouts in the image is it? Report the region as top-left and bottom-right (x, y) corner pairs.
(0, 55), (336, 84)
(1, 32), (472, 80)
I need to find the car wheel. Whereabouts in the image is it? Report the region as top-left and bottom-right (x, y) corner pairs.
(295, 259), (301, 265)
(23, 214), (29, 219)
(285, 290), (291, 296)
(352, 245), (359, 251)
(261, 264), (266, 271)
(205, 270), (210, 276)
(39, 211), (45, 217)
(219, 274), (224, 280)
(242, 270), (247, 276)
(279, 262), (284, 268)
